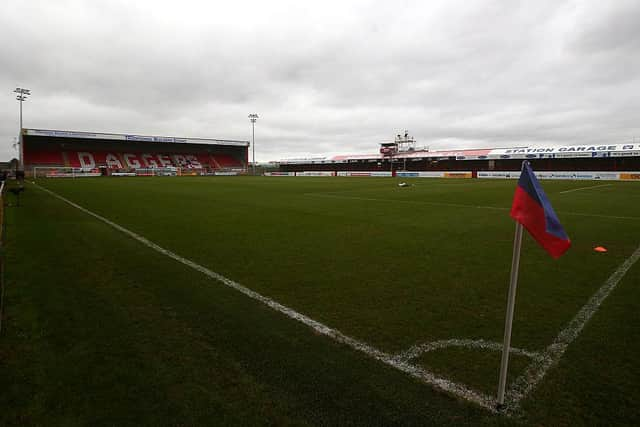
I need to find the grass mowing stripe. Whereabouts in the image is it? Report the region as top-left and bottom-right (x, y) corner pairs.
(558, 184), (612, 194)
(505, 241), (640, 412)
(33, 182), (498, 411)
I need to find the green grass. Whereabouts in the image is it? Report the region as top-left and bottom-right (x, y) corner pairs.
(1, 176), (639, 425)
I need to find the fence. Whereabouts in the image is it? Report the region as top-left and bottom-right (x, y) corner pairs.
(0, 181), (5, 334)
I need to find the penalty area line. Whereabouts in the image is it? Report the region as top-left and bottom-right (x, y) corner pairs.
(33, 183), (497, 412)
(558, 184), (612, 194)
(304, 192), (640, 221)
(304, 192), (507, 211)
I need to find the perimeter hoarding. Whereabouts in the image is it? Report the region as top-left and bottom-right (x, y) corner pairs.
(396, 171), (472, 178)
(478, 171), (640, 180)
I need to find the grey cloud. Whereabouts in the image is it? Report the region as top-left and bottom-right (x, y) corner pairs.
(1, 0), (639, 161)
(571, 1), (640, 54)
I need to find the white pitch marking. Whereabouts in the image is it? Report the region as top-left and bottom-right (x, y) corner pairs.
(304, 192), (508, 211)
(504, 242), (640, 411)
(304, 192), (640, 221)
(394, 338), (540, 364)
(559, 212), (640, 221)
(34, 183), (498, 411)
(558, 184), (612, 194)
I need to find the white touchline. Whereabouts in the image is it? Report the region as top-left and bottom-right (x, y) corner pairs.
(33, 184), (497, 411)
(504, 242), (640, 411)
(558, 184), (612, 194)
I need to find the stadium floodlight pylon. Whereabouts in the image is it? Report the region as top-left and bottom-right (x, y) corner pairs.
(14, 88), (31, 170)
(248, 113), (258, 175)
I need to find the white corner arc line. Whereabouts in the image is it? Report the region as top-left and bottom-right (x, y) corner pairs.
(34, 184), (498, 411)
(558, 184), (612, 194)
(394, 339), (540, 364)
(505, 242), (640, 411)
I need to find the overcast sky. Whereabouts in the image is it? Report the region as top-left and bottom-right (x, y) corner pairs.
(1, 0), (639, 161)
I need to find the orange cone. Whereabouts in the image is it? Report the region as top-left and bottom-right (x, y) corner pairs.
(594, 246), (608, 253)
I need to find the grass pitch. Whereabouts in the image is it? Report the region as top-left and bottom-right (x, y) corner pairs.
(1, 176), (639, 425)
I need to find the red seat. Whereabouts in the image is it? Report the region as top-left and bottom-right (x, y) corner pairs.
(213, 154), (243, 169)
(24, 150), (64, 165)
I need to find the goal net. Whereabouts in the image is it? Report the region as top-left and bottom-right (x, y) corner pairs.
(132, 167), (180, 176)
(32, 167), (102, 179)
(32, 166), (186, 178)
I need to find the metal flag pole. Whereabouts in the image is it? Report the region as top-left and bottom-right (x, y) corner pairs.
(497, 221), (524, 407)
(497, 160), (527, 408)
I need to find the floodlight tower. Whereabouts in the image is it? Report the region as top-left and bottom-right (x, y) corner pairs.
(14, 87), (31, 170)
(248, 113), (259, 175)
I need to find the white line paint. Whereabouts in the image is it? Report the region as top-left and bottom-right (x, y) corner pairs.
(305, 192), (507, 211)
(504, 242), (640, 411)
(558, 184), (612, 194)
(304, 192), (640, 221)
(394, 339), (540, 364)
(33, 183), (497, 411)
(559, 212), (640, 221)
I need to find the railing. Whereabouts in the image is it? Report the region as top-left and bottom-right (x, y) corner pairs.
(0, 180), (6, 334)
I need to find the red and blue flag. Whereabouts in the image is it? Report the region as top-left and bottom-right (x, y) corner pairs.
(510, 162), (571, 259)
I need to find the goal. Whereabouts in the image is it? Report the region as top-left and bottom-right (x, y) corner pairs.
(32, 167), (102, 179)
(132, 167), (181, 176)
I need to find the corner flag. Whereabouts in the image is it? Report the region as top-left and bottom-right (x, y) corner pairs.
(510, 161), (571, 259)
(497, 161), (571, 408)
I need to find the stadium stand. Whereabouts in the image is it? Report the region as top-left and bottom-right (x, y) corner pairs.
(22, 129), (249, 176)
(213, 154), (244, 169)
(279, 144), (640, 174)
(23, 150), (64, 165)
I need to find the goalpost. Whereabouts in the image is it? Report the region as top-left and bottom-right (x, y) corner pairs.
(132, 167), (181, 177)
(31, 166), (186, 178)
(30, 166), (241, 178)
(32, 167), (102, 179)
